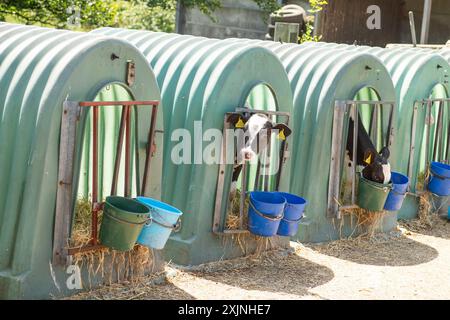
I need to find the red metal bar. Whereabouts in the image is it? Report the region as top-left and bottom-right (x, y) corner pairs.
(79, 101), (159, 107)
(91, 106), (99, 245)
(141, 105), (158, 195)
(111, 106), (127, 195)
(124, 105), (132, 197)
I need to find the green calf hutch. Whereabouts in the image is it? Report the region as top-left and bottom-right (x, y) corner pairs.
(257, 42), (399, 242)
(0, 23), (164, 299)
(307, 43), (450, 220)
(219, 38), (400, 242)
(92, 28), (295, 265)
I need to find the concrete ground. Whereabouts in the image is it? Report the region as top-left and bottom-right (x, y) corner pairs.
(69, 215), (450, 300)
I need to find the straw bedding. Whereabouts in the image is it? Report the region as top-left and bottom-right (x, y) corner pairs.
(225, 192), (249, 230)
(70, 198), (156, 288)
(66, 213), (450, 300)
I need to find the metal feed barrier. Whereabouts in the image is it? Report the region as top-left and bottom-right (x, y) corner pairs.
(408, 98), (450, 195)
(52, 99), (159, 265)
(212, 107), (290, 235)
(328, 100), (396, 219)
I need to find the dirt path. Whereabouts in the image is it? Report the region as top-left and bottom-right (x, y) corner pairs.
(69, 215), (450, 300)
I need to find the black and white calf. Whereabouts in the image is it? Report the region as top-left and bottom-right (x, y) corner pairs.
(346, 116), (391, 184)
(226, 112), (292, 199)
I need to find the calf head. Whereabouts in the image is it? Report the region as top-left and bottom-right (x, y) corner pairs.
(227, 112), (291, 164)
(361, 147), (391, 184)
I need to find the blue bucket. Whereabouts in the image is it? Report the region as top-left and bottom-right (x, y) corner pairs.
(384, 172), (409, 211)
(248, 192), (285, 237)
(274, 192), (307, 237)
(135, 197), (183, 250)
(427, 162), (450, 196)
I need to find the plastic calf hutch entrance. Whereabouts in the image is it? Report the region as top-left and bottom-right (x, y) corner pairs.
(328, 99), (395, 219)
(212, 107), (291, 235)
(53, 99), (159, 265)
(408, 98), (450, 195)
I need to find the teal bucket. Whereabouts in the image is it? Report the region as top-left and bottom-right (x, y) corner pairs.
(136, 197), (183, 250)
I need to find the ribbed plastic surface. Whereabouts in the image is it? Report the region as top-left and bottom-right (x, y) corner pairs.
(0, 23), (161, 298)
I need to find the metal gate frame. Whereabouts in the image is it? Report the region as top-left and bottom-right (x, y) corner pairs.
(52, 99), (159, 265)
(212, 107), (291, 235)
(408, 98), (450, 194)
(327, 100), (396, 219)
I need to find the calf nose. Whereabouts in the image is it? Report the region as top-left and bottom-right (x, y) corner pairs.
(244, 151), (253, 160)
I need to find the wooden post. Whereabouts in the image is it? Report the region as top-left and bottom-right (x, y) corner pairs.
(53, 101), (79, 265)
(408, 103), (419, 182)
(351, 103), (358, 206)
(327, 101), (346, 219)
(212, 117), (229, 233)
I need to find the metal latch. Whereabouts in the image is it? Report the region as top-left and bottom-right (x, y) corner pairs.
(126, 61), (136, 86)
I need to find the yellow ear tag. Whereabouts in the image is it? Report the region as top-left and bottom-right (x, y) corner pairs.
(277, 129), (286, 141)
(364, 153), (372, 165)
(235, 117), (245, 129)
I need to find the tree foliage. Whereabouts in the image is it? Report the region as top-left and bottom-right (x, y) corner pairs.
(299, 0), (328, 43)
(0, 0), (115, 28)
(113, 0), (176, 32)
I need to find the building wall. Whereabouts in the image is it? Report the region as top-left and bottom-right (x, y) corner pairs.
(176, 0), (449, 46)
(399, 0), (450, 44)
(317, 0), (450, 47)
(317, 0), (403, 46)
(177, 0), (269, 39)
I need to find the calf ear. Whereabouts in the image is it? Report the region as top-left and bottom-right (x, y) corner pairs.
(226, 113), (247, 128)
(379, 147), (390, 160)
(273, 123), (292, 139)
(363, 149), (376, 165)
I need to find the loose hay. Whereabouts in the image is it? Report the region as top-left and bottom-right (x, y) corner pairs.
(399, 192), (449, 236)
(226, 192), (249, 230)
(67, 247), (305, 300)
(339, 207), (386, 239)
(418, 192), (433, 228)
(72, 197), (100, 247)
(70, 198), (156, 289)
(415, 170), (429, 192)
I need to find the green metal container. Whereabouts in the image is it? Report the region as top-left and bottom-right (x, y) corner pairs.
(357, 175), (392, 212)
(99, 196), (151, 251)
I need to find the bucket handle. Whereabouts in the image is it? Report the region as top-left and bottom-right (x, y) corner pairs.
(103, 210), (151, 226)
(149, 208), (181, 231)
(282, 215), (304, 223)
(249, 200), (284, 221)
(369, 183), (392, 193)
(430, 170), (450, 181)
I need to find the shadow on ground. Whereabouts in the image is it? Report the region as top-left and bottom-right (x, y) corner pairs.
(306, 234), (439, 266)
(184, 250), (334, 297)
(399, 215), (450, 240)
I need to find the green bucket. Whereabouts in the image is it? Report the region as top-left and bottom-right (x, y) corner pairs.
(99, 196), (151, 251)
(357, 174), (392, 212)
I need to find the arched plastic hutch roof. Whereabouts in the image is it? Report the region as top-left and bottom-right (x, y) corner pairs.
(0, 23), (162, 299)
(440, 47), (450, 63)
(92, 28), (294, 265)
